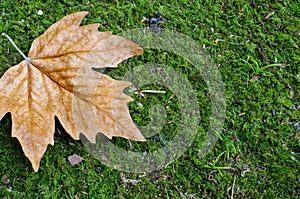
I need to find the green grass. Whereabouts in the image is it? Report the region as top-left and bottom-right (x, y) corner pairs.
(0, 0), (299, 198)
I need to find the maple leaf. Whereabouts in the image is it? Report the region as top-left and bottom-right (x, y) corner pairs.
(0, 11), (145, 172)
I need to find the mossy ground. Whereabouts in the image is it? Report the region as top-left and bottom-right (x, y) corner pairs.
(0, 0), (299, 198)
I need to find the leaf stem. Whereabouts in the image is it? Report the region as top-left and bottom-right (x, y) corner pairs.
(2, 33), (31, 63)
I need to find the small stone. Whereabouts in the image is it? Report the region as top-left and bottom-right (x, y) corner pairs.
(37, 10), (43, 16)
(137, 102), (143, 107)
(25, 24), (31, 30)
(68, 154), (84, 166)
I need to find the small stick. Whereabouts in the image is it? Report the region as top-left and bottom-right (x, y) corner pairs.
(257, 46), (270, 63)
(257, 45), (294, 99)
(2, 33), (31, 63)
(231, 176), (236, 199)
(137, 90), (166, 94)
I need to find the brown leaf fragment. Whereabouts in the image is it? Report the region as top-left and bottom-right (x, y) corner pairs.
(74, 192), (80, 199)
(250, 76), (259, 81)
(265, 12), (275, 19)
(0, 11), (145, 171)
(220, 2), (225, 12)
(68, 154), (84, 166)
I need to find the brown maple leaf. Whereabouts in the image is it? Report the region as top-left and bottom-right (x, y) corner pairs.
(0, 11), (145, 172)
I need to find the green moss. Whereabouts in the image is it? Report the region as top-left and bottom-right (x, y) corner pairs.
(0, 0), (299, 198)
